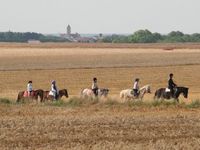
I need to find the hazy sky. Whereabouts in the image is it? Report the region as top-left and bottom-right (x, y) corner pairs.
(0, 0), (199, 34)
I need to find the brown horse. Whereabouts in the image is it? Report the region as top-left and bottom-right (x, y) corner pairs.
(43, 89), (69, 101)
(16, 89), (44, 102)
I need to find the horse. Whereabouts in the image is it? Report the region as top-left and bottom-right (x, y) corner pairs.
(43, 89), (69, 101)
(16, 89), (44, 102)
(120, 85), (151, 100)
(154, 86), (189, 102)
(81, 88), (109, 98)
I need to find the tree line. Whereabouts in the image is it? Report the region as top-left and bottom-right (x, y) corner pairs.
(0, 31), (69, 42)
(102, 30), (200, 43)
(1, 30), (200, 43)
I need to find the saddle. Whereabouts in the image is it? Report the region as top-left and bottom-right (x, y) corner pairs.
(131, 90), (134, 95)
(165, 88), (171, 92)
(23, 91), (35, 97)
(49, 91), (54, 96)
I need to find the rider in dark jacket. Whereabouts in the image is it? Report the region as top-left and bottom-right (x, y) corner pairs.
(168, 73), (177, 97)
(92, 77), (98, 97)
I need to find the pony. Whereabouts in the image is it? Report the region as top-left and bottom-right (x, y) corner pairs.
(43, 89), (69, 101)
(81, 88), (109, 98)
(16, 89), (44, 102)
(120, 85), (151, 100)
(154, 86), (189, 102)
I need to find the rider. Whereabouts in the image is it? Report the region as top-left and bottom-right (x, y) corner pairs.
(133, 78), (140, 97)
(168, 73), (177, 97)
(27, 81), (33, 97)
(51, 80), (58, 100)
(92, 77), (98, 97)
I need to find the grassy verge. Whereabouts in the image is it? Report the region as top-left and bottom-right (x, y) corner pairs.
(1, 97), (200, 109)
(46, 97), (99, 108)
(0, 98), (12, 104)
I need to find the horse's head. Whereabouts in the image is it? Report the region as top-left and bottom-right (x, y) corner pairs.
(177, 87), (189, 98)
(183, 87), (189, 98)
(146, 85), (151, 94)
(99, 88), (109, 97)
(63, 89), (69, 98)
(59, 89), (69, 98)
(140, 85), (151, 94)
(35, 89), (44, 99)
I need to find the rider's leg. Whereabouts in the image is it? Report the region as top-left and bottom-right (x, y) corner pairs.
(92, 88), (98, 97)
(170, 88), (174, 98)
(133, 89), (138, 97)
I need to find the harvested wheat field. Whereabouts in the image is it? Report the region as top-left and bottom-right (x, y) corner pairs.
(1, 102), (200, 150)
(0, 43), (200, 149)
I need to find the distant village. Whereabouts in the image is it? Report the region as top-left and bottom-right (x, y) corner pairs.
(59, 25), (103, 43)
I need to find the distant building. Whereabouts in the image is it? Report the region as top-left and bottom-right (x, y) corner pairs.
(27, 39), (41, 44)
(76, 37), (96, 43)
(60, 25), (96, 43)
(67, 25), (71, 36)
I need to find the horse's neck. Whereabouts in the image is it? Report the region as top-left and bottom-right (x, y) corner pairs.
(175, 89), (183, 98)
(140, 89), (146, 98)
(58, 91), (63, 97)
(139, 86), (146, 93)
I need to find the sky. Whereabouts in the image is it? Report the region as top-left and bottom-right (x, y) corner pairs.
(0, 0), (199, 34)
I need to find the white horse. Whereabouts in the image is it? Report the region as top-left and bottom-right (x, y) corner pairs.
(81, 88), (109, 98)
(120, 85), (151, 100)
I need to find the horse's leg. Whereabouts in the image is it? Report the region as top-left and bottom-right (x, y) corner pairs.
(16, 93), (21, 103)
(16, 92), (24, 103)
(39, 91), (43, 103)
(176, 98), (179, 103)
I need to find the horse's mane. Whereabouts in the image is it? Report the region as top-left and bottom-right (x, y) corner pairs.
(140, 85), (150, 91)
(177, 86), (188, 89)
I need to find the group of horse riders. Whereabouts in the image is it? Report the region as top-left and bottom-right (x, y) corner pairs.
(26, 80), (59, 100)
(25, 73), (178, 100)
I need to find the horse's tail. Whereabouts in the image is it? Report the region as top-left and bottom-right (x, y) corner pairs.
(37, 89), (44, 102)
(42, 91), (49, 102)
(154, 90), (158, 100)
(16, 92), (23, 103)
(80, 89), (84, 97)
(120, 91), (124, 99)
(16, 93), (20, 103)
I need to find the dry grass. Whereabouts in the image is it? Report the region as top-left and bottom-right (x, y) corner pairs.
(0, 65), (200, 101)
(1, 42), (200, 49)
(0, 101), (200, 149)
(1, 43), (200, 149)
(0, 47), (200, 71)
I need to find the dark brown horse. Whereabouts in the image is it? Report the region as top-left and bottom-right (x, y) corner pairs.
(43, 89), (69, 101)
(154, 86), (189, 102)
(16, 89), (44, 102)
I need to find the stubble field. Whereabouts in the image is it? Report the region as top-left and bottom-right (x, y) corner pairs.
(0, 43), (200, 149)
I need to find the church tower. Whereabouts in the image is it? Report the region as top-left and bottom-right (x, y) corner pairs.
(67, 25), (71, 36)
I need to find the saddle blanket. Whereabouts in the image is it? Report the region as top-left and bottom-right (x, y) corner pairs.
(23, 91), (35, 97)
(49, 91), (54, 96)
(165, 88), (171, 92)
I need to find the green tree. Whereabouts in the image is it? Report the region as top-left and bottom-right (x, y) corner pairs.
(129, 29), (157, 43)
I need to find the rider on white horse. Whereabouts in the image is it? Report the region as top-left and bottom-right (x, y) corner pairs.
(133, 78), (140, 97)
(92, 77), (98, 97)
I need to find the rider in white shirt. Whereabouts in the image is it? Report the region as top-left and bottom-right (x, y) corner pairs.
(27, 81), (33, 97)
(51, 80), (58, 100)
(133, 78), (140, 97)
